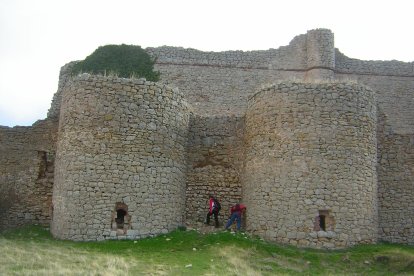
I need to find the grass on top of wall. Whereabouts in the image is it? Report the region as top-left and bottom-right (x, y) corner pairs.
(1, 225), (414, 275)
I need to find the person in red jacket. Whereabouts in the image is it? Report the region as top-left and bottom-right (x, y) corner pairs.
(225, 203), (246, 231)
(205, 195), (220, 228)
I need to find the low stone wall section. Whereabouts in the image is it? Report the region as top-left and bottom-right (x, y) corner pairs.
(154, 64), (304, 117)
(243, 82), (378, 248)
(151, 30), (413, 134)
(377, 112), (414, 245)
(147, 32), (308, 70)
(335, 49), (414, 76)
(336, 74), (414, 135)
(0, 119), (58, 231)
(185, 115), (245, 225)
(51, 75), (190, 241)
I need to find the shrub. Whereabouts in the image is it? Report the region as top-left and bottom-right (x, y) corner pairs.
(71, 44), (160, 81)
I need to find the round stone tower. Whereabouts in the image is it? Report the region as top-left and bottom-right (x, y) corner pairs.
(243, 81), (377, 248)
(51, 74), (190, 241)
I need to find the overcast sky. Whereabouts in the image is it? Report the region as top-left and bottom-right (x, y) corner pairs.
(0, 0), (413, 127)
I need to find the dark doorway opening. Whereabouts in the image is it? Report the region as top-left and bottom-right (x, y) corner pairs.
(116, 209), (127, 229)
(112, 202), (130, 234)
(314, 210), (334, 231)
(319, 215), (326, 231)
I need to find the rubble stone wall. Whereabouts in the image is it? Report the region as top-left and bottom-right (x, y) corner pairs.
(47, 62), (77, 119)
(334, 75), (414, 245)
(147, 29), (335, 117)
(152, 65), (304, 117)
(51, 75), (190, 241)
(185, 115), (245, 225)
(377, 112), (414, 245)
(335, 49), (414, 77)
(0, 119), (58, 230)
(335, 73), (414, 135)
(243, 82), (378, 248)
(149, 29), (413, 245)
(1, 28), (413, 247)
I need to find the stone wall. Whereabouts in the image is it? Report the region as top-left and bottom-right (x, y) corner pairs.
(150, 30), (413, 134)
(147, 32), (308, 70)
(47, 61), (77, 119)
(1, 28), (413, 247)
(185, 115), (244, 225)
(148, 29), (334, 74)
(148, 29), (413, 246)
(147, 29), (335, 117)
(152, 65), (304, 117)
(336, 72), (414, 135)
(305, 29), (335, 80)
(243, 82), (378, 248)
(51, 74), (190, 241)
(377, 111), (414, 244)
(0, 119), (58, 230)
(335, 49), (414, 76)
(334, 74), (413, 246)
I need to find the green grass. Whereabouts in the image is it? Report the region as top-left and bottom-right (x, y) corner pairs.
(1, 226), (414, 275)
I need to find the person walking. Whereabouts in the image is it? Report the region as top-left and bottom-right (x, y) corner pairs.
(205, 195), (221, 228)
(225, 203), (246, 231)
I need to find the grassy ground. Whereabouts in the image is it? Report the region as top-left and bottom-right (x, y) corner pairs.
(1, 226), (414, 275)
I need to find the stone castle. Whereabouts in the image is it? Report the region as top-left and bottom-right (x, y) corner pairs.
(0, 29), (413, 249)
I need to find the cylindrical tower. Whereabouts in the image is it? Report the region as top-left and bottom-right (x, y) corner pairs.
(51, 74), (190, 241)
(243, 81), (377, 248)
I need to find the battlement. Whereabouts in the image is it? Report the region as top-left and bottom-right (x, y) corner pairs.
(147, 28), (334, 73)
